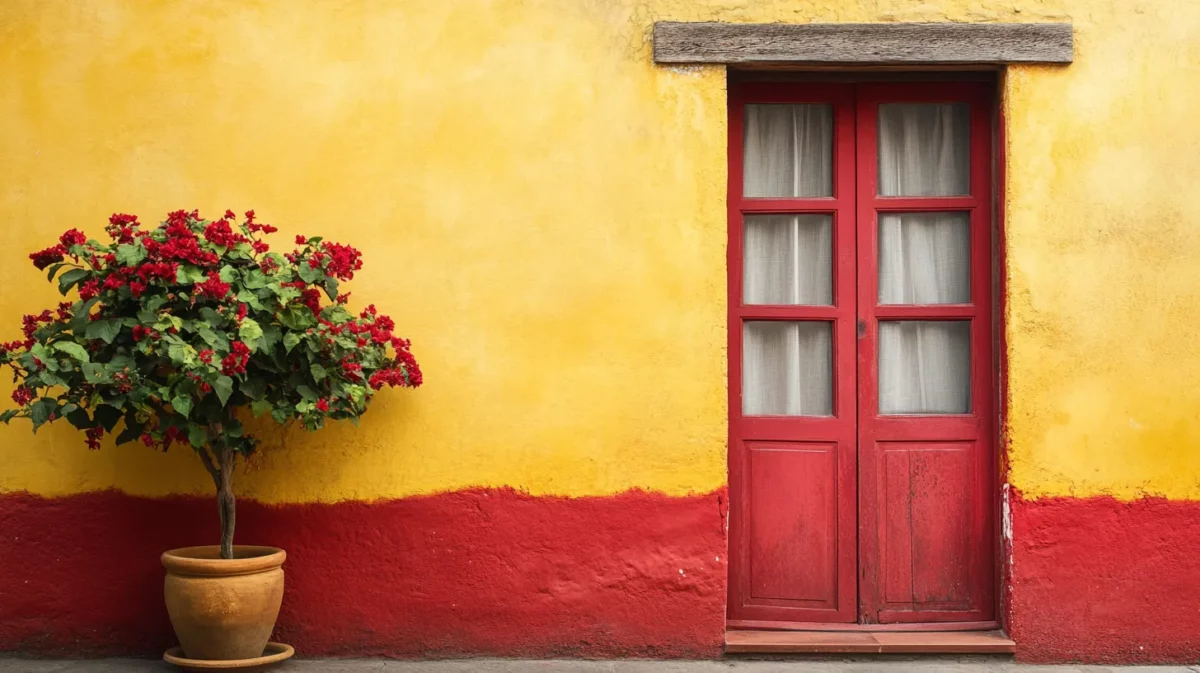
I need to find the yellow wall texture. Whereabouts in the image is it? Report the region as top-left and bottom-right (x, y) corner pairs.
(1, 0), (1198, 503)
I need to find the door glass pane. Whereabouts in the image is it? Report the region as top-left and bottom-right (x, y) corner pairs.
(878, 103), (969, 196)
(879, 321), (970, 414)
(743, 321), (832, 416)
(878, 212), (970, 304)
(744, 104), (833, 197)
(744, 214), (833, 305)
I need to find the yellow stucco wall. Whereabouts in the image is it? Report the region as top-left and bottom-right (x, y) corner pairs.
(1, 0), (1198, 503)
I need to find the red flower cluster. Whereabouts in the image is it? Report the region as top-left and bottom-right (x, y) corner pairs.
(194, 273), (231, 300)
(22, 311), (53, 339)
(11, 386), (34, 406)
(29, 245), (65, 270)
(316, 398), (329, 412)
(221, 341), (251, 376)
(132, 325), (150, 342)
(106, 213), (139, 243)
(79, 280), (100, 301)
(299, 288), (322, 316)
(59, 229), (87, 248)
(85, 427), (104, 450)
(198, 349), (215, 364)
(322, 242), (363, 281)
(203, 219), (247, 248)
(135, 262), (178, 283)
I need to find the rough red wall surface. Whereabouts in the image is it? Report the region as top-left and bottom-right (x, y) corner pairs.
(0, 489), (727, 658)
(1009, 492), (1200, 663)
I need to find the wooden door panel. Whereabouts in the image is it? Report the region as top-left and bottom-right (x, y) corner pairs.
(855, 83), (996, 625)
(879, 442), (975, 610)
(747, 442), (838, 605)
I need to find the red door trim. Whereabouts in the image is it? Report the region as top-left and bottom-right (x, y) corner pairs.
(727, 79), (1002, 629)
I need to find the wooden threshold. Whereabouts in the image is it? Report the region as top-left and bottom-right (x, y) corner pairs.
(725, 629), (1015, 654)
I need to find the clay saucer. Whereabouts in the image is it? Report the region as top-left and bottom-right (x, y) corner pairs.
(163, 642), (295, 672)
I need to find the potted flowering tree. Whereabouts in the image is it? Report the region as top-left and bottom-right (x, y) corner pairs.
(2, 210), (421, 666)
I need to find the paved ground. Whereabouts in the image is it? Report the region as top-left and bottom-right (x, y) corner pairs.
(2, 659), (1199, 672)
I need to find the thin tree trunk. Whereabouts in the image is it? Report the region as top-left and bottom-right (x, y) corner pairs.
(217, 447), (236, 560)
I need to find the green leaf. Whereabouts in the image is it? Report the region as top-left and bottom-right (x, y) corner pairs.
(176, 265), (206, 284)
(298, 263), (322, 284)
(219, 265), (237, 283)
(310, 363), (327, 382)
(237, 290), (264, 311)
(82, 363), (109, 383)
(115, 243), (145, 266)
(238, 318), (264, 350)
(323, 277), (339, 301)
(259, 325), (281, 354)
(115, 420), (143, 446)
(199, 307), (223, 327)
(167, 342), (190, 365)
(213, 376), (234, 406)
(85, 319), (122, 344)
(144, 294), (167, 312)
(38, 371), (67, 387)
(57, 269), (90, 296)
(278, 306), (316, 330)
(271, 406), (291, 424)
(297, 385), (319, 402)
(251, 399), (272, 418)
(188, 424), (207, 449)
(70, 298), (100, 334)
(93, 404), (123, 432)
(172, 395), (193, 418)
(283, 332), (302, 353)
(0, 409), (19, 424)
(52, 341), (90, 363)
(46, 262), (66, 281)
(30, 399), (54, 433)
(243, 270), (270, 289)
(240, 377), (266, 400)
(66, 407), (95, 430)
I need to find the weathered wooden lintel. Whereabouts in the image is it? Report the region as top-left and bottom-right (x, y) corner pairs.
(653, 22), (1073, 65)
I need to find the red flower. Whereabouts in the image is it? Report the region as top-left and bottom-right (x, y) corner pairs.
(322, 242), (363, 281)
(55, 302), (73, 322)
(85, 427), (104, 450)
(299, 288), (322, 316)
(194, 272), (231, 300)
(59, 229), (88, 248)
(203, 219), (247, 248)
(316, 398), (329, 412)
(221, 341), (252, 376)
(21, 311), (53, 338)
(199, 349), (215, 364)
(78, 280), (100, 301)
(260, 224), (278, 234)
(30, 245), (66, 270)
(135, 261), (178, 283)
(295, 235), (307, 245)
(11, 386), (34, 406)
(245, 210), (255, 223)
(336, 292), (351, 304)
(252, 241), (269, 254)
(225, 209), (237, 220)
(236, 303), (248, 322)
(132, 325), (150, 342)
(129, 281), (147, 298)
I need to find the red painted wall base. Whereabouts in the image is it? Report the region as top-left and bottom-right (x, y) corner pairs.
(0, 489), (727, 658)
(1010, 492), (1200, 663)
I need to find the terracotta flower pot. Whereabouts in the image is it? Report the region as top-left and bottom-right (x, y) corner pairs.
(162, 545), (286, 661)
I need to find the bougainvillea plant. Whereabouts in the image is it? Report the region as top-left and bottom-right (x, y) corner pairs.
(1, 210), (421, 558)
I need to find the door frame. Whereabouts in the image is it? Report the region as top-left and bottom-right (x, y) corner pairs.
(725, 75), (1006, 632)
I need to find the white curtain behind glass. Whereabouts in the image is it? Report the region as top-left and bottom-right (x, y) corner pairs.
(878, 212), (970, 305)
(744, 214), (832, 305)
(744, 104), (833, 197)
(743, 322), (832, 416)
(877, 103), (972, 414)
(878, 103), (969, 196)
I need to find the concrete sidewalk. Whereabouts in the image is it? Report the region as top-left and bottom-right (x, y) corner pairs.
(2, 659), (1198, 672)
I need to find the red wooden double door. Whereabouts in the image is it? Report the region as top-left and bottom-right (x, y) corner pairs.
(727, 81), (997, 627)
